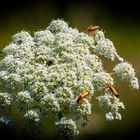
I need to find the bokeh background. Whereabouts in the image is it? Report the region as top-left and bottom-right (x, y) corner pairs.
(0, 0), (140, 140)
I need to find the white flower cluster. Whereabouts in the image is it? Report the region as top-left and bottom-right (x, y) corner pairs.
(0, 19), (139, 138)
(94, 31), (123, 61)
(93, 72), (114, 91)
(24, 110), (40, 123)
(0, 93), (13, 108)
(16, 91), (34, 109)
(55, 117), (79, 138)
(98, 94), (125, 120)
(114, 62), (139, 89)
(0, 116), (14, 126)
(41, 93), (61, 113)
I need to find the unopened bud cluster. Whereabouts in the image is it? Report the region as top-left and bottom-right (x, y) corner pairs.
(0, 19), (139, 138)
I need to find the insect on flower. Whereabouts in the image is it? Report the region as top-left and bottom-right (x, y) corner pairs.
(46, 60), (53, 66)
(84, 25), (100, 35)
(106, 83), (119, 98)
(77, 91), (89, 103)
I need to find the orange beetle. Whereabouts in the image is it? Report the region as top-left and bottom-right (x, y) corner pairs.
(77, 91), (89, 103)
(84, 25), (100, 35)
(106, 83), (119, 98)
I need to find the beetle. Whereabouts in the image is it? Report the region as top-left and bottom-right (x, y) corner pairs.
(106, 83), (119, 98)
(84, 25), (100, 35)
(77, 91), (89, 103)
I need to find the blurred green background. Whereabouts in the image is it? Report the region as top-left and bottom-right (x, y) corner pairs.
(0, 0), (140, 139)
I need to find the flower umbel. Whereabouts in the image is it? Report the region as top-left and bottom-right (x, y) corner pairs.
(55, 117), (79, 138)
(113, 62), (139, 89)
(0, 19), (139, 138)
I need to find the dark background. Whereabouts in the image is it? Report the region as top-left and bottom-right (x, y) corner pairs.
(0, 0), (140, 140)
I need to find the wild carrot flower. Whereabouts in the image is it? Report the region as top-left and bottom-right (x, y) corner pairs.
(0, 19), (139, 138)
